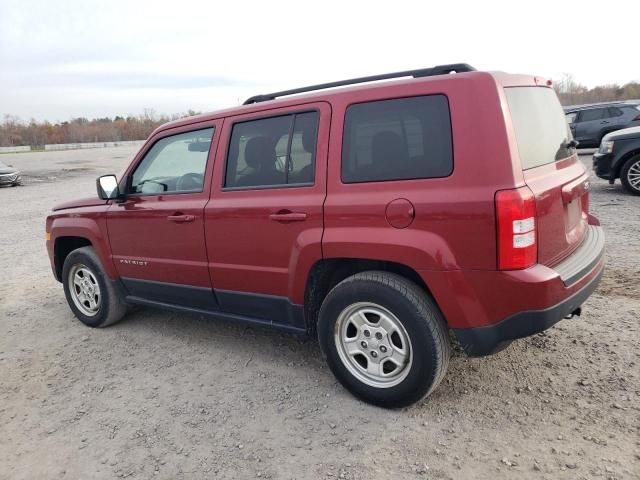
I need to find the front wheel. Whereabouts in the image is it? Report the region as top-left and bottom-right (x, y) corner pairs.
(620, 155), (640, 196)
(62, 246), (127, 328)
(318, 271), (451, 408)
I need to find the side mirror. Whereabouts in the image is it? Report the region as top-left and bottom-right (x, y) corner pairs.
(96, 174), (120, 200)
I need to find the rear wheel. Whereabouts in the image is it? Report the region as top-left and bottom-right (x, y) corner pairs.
(318, 271), (450, 408)
(620, 155), (640, 196)
(62, 246), (127, 327)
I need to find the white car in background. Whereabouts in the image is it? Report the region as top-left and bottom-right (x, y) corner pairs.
(0, 160), (21, 186)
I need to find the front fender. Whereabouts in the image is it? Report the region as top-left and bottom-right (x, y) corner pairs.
(47, 208), (115, 280)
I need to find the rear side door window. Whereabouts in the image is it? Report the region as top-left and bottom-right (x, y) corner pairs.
(224, 112), (319, 189)
(578, 108), (605, 122)
(341, 95), (453, 183)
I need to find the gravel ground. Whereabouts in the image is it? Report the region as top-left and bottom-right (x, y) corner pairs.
(0, 147), (638, 480)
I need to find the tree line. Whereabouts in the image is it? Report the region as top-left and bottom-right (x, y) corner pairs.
(554, 74), (640, 106)
(0, 109), (200, 148)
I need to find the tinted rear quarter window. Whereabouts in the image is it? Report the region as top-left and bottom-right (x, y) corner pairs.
(342, 95), (452, 183)
(609, 107), (623, 117)
(505, 87), (572, 170)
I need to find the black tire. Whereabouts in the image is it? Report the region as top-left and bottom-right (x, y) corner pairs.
(620, 155), (640, 196)
(317, 271), (450, 408)
(62, 246), (127, 328)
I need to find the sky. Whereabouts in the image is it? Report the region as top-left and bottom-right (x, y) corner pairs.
(1, 0), (638, 122)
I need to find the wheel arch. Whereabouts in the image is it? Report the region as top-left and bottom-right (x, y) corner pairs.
(54, 236), (93, 280)
(614, 146), (640, 179)
(303, 257), (434, 334)
(50, 216), (114, 281)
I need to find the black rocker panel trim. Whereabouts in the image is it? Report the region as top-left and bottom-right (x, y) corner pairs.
(215, 289), (304, 329)
(121, 277), (218, 311)
(120, 277), (305, 330)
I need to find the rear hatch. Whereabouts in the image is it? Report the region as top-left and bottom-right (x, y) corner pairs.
(505, 86), (589, 266)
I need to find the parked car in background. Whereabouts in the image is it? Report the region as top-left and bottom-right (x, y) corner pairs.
(593, 126), (640, 195)
(565, 102), (640, 148)
(0, 161), (22, 186)
(45, 64), (605, 407)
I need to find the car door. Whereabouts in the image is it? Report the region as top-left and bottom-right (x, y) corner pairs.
(576, 108), (608, 145)
(204, 103), (330, 329)
(107, 121), (222, 309)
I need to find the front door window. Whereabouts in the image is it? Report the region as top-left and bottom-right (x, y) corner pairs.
(130, 128), (214, 194)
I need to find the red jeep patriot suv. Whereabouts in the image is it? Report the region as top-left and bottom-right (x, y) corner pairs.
(46, 64), (605, 407)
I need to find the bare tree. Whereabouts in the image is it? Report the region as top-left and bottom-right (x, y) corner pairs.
(554, 74), (640, 106)
(0, 110), (201, 147)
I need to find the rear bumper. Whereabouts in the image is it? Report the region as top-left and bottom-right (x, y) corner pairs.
(421, 224), (605, 356)
(452, 265), (603, 356)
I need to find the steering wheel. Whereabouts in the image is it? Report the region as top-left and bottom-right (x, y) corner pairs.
(176, 172), (204, 192)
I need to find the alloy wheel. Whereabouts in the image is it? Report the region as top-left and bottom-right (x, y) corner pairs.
(68, 263), (101, 316)
(334, 302), (412, 388)
(627, 159), (640, 191)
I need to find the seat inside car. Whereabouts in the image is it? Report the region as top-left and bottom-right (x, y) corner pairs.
(236, 136), (284, 187)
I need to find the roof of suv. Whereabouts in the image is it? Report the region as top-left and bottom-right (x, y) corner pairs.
(564, 100), (640, 113)
(156, 65), (549, 133)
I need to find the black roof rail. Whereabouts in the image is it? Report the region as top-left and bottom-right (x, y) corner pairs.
(243, 63), (476, 105)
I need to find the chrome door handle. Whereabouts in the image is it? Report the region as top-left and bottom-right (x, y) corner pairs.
(269, 211), (307, 222)
(167, 214), (195, 223)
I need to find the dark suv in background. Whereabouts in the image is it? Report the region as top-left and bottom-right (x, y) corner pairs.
(593, 126), (640, 195)
(566, 102), (640, 148)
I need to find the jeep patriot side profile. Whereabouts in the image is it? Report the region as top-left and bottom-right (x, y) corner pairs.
(46, 64), (605, 407)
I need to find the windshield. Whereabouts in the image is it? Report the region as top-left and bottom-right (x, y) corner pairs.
(505, 87), (573, 170)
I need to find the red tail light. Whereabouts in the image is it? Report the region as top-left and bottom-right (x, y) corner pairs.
(495, 186), (537, 270)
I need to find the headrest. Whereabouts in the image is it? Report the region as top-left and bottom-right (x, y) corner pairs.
(244, 136), (275, 169)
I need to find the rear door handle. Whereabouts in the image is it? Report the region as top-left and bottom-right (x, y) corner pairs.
(269, 211), (307, 222)
(167, 214), (196, 223)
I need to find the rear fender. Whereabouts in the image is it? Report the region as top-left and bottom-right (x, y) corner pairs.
(287, 228), (323, 305)
(322, 228), (458, 271)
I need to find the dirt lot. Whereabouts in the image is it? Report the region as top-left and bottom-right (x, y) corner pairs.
(0, 147), (638, 480)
